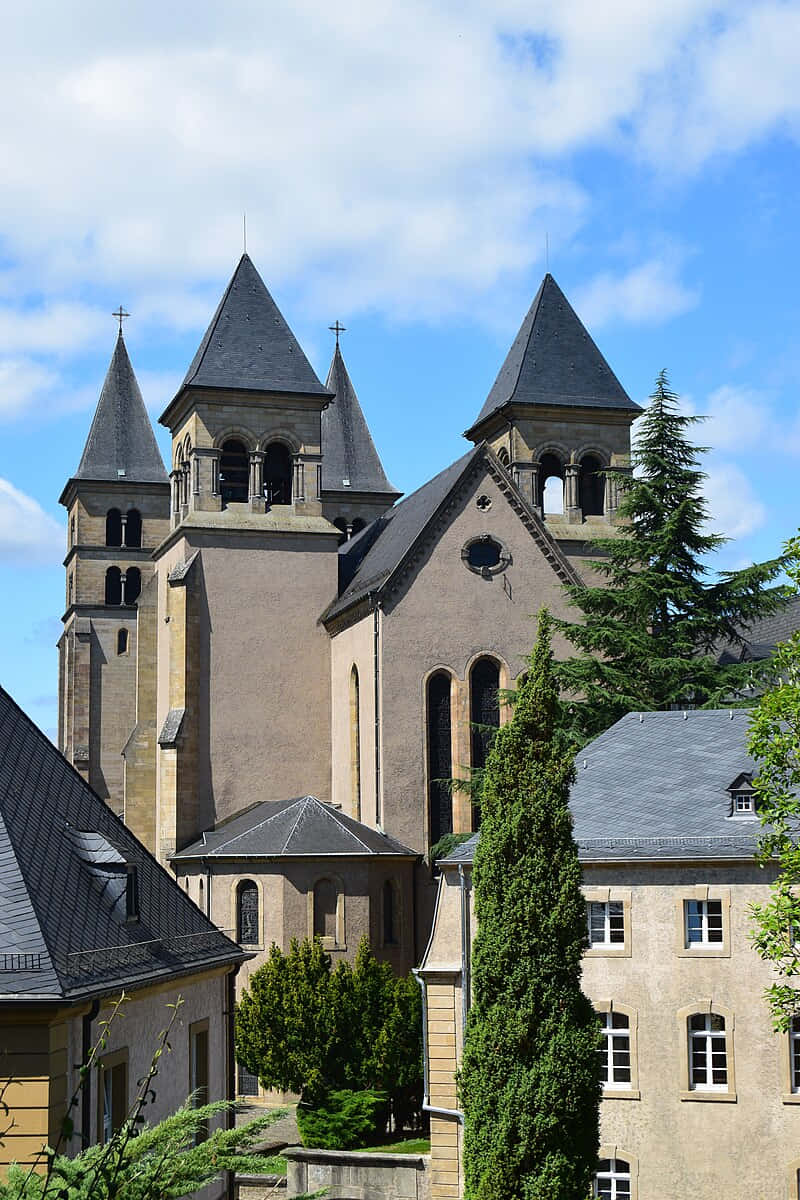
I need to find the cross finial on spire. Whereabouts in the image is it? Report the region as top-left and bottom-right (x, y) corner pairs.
(112, 306), (130, 336)
(329, 320), (346, 347)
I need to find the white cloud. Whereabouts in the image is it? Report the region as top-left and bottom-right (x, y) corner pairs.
(703, 461), (767, 541)
(0, 359), (58, 418)
(0, 303), (109, 355)
(574, 258), (699, 329)
(0, 479), (63, 565)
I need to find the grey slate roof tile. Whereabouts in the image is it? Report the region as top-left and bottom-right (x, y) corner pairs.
(321, 345), (399, 497)
(440, 710), (765, 866)
(466, 274), (640, 436)
(0, 686), (243, 1002)
(172, 795), (417, 860)
(73, 334), (167, 485)
(716, 593), (800, 663)
(176, 255), (330, 399)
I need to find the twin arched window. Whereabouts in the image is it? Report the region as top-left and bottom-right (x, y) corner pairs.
(220, 440), (249, 505)
(104, 567), (141, 606)
(236, 880), (260, 945)
(264, 443), (292, 505)
(105, 508), (142, 548)
(539, 453), (564, 515)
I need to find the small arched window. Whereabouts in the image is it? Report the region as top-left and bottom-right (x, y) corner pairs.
(313, 878), (339, 942)
(688, 1012), (728, 1090)
(105, 567), (122, 606)
(117, 628), (129, 656)
(264, 443), (292, 505)
(198, 877), (205, 913)
(106, 508), (122, 547)
(539, 453), (564, 515)
(350, 666), (362, 821)
(236, 880), (260, 945)
(497, 446), (510, 468)
(470, 657), (500, 830)
(594, 1157), (631, 1199)
(580, 455), (605, 517)
(427, 672), (452, 847)
(383, 879), (399, 946)
(220, 439), (249, 505)
(123, 567), (141, 606)
(125, 508), (142, 548)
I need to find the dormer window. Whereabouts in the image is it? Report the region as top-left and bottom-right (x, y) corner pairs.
(726, 773), (757, 818)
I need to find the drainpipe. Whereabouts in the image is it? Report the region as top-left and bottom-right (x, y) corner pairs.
(373, 599), (383, 827)
(413, 969), (463, 1123)
(459, 864), (471, 1033)
(81, 998), (100, 1148)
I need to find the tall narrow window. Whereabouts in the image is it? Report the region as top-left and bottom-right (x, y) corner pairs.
(220, 439), (249, 505)
(350, 666), (362, 820)
(99, 1053), (128, 1144)
(123, 567), (141, 605)
(125, 508), (142, 547)
(688, 1013), (727, 1090)
(263, 442), (292, 504)
(106, 508), (122, 547)
(313, 878), (339, 942)
(190, 1022), (210, 1143)
(105, 567), (122, 606)
(470, 657), (500, 830)
(117, 628), (129, 656)
(236, 880), (259, 945)
(427, 672), (452, 846)
(791, 1017), (800, 1093)
(70, 515), (76, 546)
(539, 453), (564, 515)
(580, 455), (605, 516)
(599, 1011), (631, 1088)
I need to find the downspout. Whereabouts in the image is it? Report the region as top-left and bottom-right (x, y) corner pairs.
(81, 998), (101, 1148)
(373, 598), (382, 827)
(413, 969), (463, 1123)
(459, 863), (471, 1034)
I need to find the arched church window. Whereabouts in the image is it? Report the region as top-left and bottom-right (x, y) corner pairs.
(497, 446), (510, 469)
(106, 508), (122, 547)
(264, 442), (292, 505)
(350, 666), (362, 821)
(105, 567), (122, 606)
(313, 878), (339, 942)
(539, 453), (564, 515)
(383, 879), (399, 946)
(427, 671), (452, 847)
(580, 455), (605, 517)
(470, 657), (500, 830)
(220, 439), (249, 505)
(117, 628), (129, 656)
(123, 567), (141, 606)
(333, 517), (348, 546)
(236, 880), (260, 945)
(125, 509), (142, 548)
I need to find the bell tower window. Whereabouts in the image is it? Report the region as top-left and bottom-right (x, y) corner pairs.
(105, 567), (122, 606)
(264, 442), (292, 505)
(220, 439), (249, 505)
(123, 567), (141, 605)
(125, 509), (142, 547)
(539, 453), (564, 515)
(106, 509), (122, 547)
(580, 455), (605, 517)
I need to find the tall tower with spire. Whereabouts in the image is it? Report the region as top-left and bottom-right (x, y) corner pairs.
(58, 331), (170, 815)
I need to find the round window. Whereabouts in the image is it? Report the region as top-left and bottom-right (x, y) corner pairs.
(462, 535), (510, 577)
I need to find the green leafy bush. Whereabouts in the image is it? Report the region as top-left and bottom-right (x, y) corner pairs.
(296, 1088), (387, 1150)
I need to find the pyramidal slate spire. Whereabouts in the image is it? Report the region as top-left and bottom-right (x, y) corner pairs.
(176, 253), (330, 399)
(74, 332), (167, 484)
(321, 343), (399, 496)
(466, 273), (639, 438)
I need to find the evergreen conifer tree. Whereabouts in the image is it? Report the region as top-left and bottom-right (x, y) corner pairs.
(554, 370), (784, 742)
(460, 610), (601, 1200)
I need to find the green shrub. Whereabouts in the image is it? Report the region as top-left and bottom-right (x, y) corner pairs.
(297, 1088), (388, 1150)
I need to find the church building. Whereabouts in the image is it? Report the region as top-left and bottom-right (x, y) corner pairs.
(57, 255), (640, 976)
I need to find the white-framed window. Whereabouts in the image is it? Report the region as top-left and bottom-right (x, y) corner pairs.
(689, 1012), (728, 1090)
(588, 900), (625, 947)
(594, 1157), (631, 1199)
(791, 1017), (800, 1093)
(685, 899), (723, 946)
(732, 791), (755, 815)
(599, 1011), (631, 1088)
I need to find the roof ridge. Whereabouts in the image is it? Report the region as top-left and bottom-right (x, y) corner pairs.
(182, 255), (245, 389)
(210, 797), (304, 854)
(280, 797), (311, 854)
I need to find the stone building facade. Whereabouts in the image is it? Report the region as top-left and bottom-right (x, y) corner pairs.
(418, 711), (800, 1200)
(57, 256), (639, 973)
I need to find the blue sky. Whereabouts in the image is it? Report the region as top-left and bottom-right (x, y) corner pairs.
(2, 0), (800, 739)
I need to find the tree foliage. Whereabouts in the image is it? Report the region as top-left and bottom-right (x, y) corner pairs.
(749, 536), (800, 1030)
(554, 370), (785, 743)
(460, 610), (601, 1200)
(235, 936), (422, 1121)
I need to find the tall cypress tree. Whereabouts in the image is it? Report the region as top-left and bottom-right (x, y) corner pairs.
(554, 370), (785, 742)
(460, 610), (601, 1200)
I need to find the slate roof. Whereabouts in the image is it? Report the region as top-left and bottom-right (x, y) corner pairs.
(466, 274), (640, 436)
(72, 334), (167, 485)
(716, 593), (800, 664)
(172, 795), (417, 860)
(440, 710), (766, 866)
(320, 345), (399, 497)
(0, 686), (243, 1002)
(174, 254), (330, 401)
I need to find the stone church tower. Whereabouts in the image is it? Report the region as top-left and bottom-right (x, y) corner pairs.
(57, 332), (170, 813)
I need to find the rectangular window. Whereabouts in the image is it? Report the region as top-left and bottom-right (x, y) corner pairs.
(689, 1013), (727, 1090)
(588, 901), (625, 947)
(685, 899), (723, 946)
(599, 1011), (631, 1088)
(733, 792), (754, 814)
(190, 1022), (210, 1144)
(99, 1054), (128, 1143)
